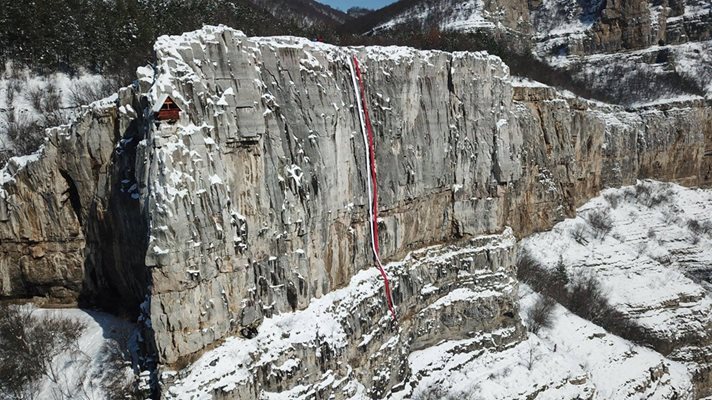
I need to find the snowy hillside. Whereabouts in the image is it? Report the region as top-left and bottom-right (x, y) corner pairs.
(0, 307), (138, 399)
(369, 0), (496, 34)
(522, 180), (712, 395)
(0, 62), (116, 163)
(519, 285), (694, 400)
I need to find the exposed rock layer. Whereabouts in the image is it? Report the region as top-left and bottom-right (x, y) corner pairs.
(163, 230), (523, 399)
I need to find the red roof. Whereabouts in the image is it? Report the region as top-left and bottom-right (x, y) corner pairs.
(155, 95), (181, 121)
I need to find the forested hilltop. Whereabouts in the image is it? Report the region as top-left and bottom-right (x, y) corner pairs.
(0, 0), (306, 78)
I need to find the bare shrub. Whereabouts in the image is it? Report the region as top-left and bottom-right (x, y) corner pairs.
(612, 232), (626, 242)
(661, 209), (680, 226)
(527, 295), (556, 334)
(635, 181), (673, 208)
(67, 77), (117, 107)
(687, 219), (702, 234)
(517, 250), (641, 342)
(635, 182), (651, 200)
(5, 79), (23, 105)
(586, 209), (613, 239)
(517, 248), (546, 290)
(520, 343), (541, 371)
(603, 192), (620, 209)
(567, 273), (609, 321)
(622, 186), (636, 201)
(570, 222), (589, 245)
(648, 190), (673, 208)
(689, 232), (701, 245)
(3, 114), (45, 155)
(411, 386), (460, 400)
(96, 334), (141, 399)
(0, 149), (11, 167)
(647, 228), (657, 240)
(518, 249), (568, 300)
(41, 81), (62, 114)
(42, 110), (66, 128)
(687, 219), (712, 237)
(25, 85), (45, 112)
(703, 221), (712, 235)
(0, 304), (87, 400)
(635, 241), (647, 258)
(652, 253), (672, 266)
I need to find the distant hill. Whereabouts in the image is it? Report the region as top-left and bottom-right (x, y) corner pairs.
(248, 0), (352, 28)
(339, 0), (711, 105)
(347, 7), (373, 18)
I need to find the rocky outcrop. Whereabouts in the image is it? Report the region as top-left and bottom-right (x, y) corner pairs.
(163, 230), (523, 399)
(0, 27), (711, 397)
(366, 0), (712, 104)
(529, 0), (712, 103)
(0, 91), (151, 311)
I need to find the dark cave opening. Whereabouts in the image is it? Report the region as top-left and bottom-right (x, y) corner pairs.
(60, 170), (82, 225)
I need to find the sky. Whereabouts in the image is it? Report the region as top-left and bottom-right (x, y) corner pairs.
(316, 0), (397, 12)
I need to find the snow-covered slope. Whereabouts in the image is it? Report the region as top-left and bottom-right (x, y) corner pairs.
(32, 308), (137, 399)
(519, 285), (694, 400)
(522, 181), (712, 395)
(0, 61), (115, 161)
(370, 0), (494, 34)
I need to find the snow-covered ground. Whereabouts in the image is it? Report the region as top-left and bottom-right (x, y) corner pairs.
(369, 0), (495, 34)
(519, 285), (694, 399)
(397, 328), (596, 400)
(31, 308), (136, 400)
(521, 181), (712, 395)
(0, 61), (114, 156)
(522, 181), (712, 333)
(392, 279), (696, 400)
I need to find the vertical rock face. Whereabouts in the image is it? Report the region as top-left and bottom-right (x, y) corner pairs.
(140, 29), (522, 364)
(0, 90), (151, 311)
(0, 27), (710, 379)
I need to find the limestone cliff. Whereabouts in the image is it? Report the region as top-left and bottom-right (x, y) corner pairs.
(0, 26), (711, 397)
(367, 0), (712, 104)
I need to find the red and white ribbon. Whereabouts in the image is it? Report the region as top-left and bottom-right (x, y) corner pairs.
(349, 54), (397, 322)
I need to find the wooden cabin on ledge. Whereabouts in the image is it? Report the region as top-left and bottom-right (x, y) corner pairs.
(153, 94), (181, 123)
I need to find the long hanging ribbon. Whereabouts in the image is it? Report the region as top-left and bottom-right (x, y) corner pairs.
(348, 54), (397, 322)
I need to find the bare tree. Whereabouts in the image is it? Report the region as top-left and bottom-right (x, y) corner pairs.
(527, 295), (556, 334)
(586, 209), (613, 239)
(0, 304), (86, 400)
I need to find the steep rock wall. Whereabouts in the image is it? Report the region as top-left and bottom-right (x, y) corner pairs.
(0, 89), (151, 313)
(0, 27), (710, 370)
(139, 29), (522, 364)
